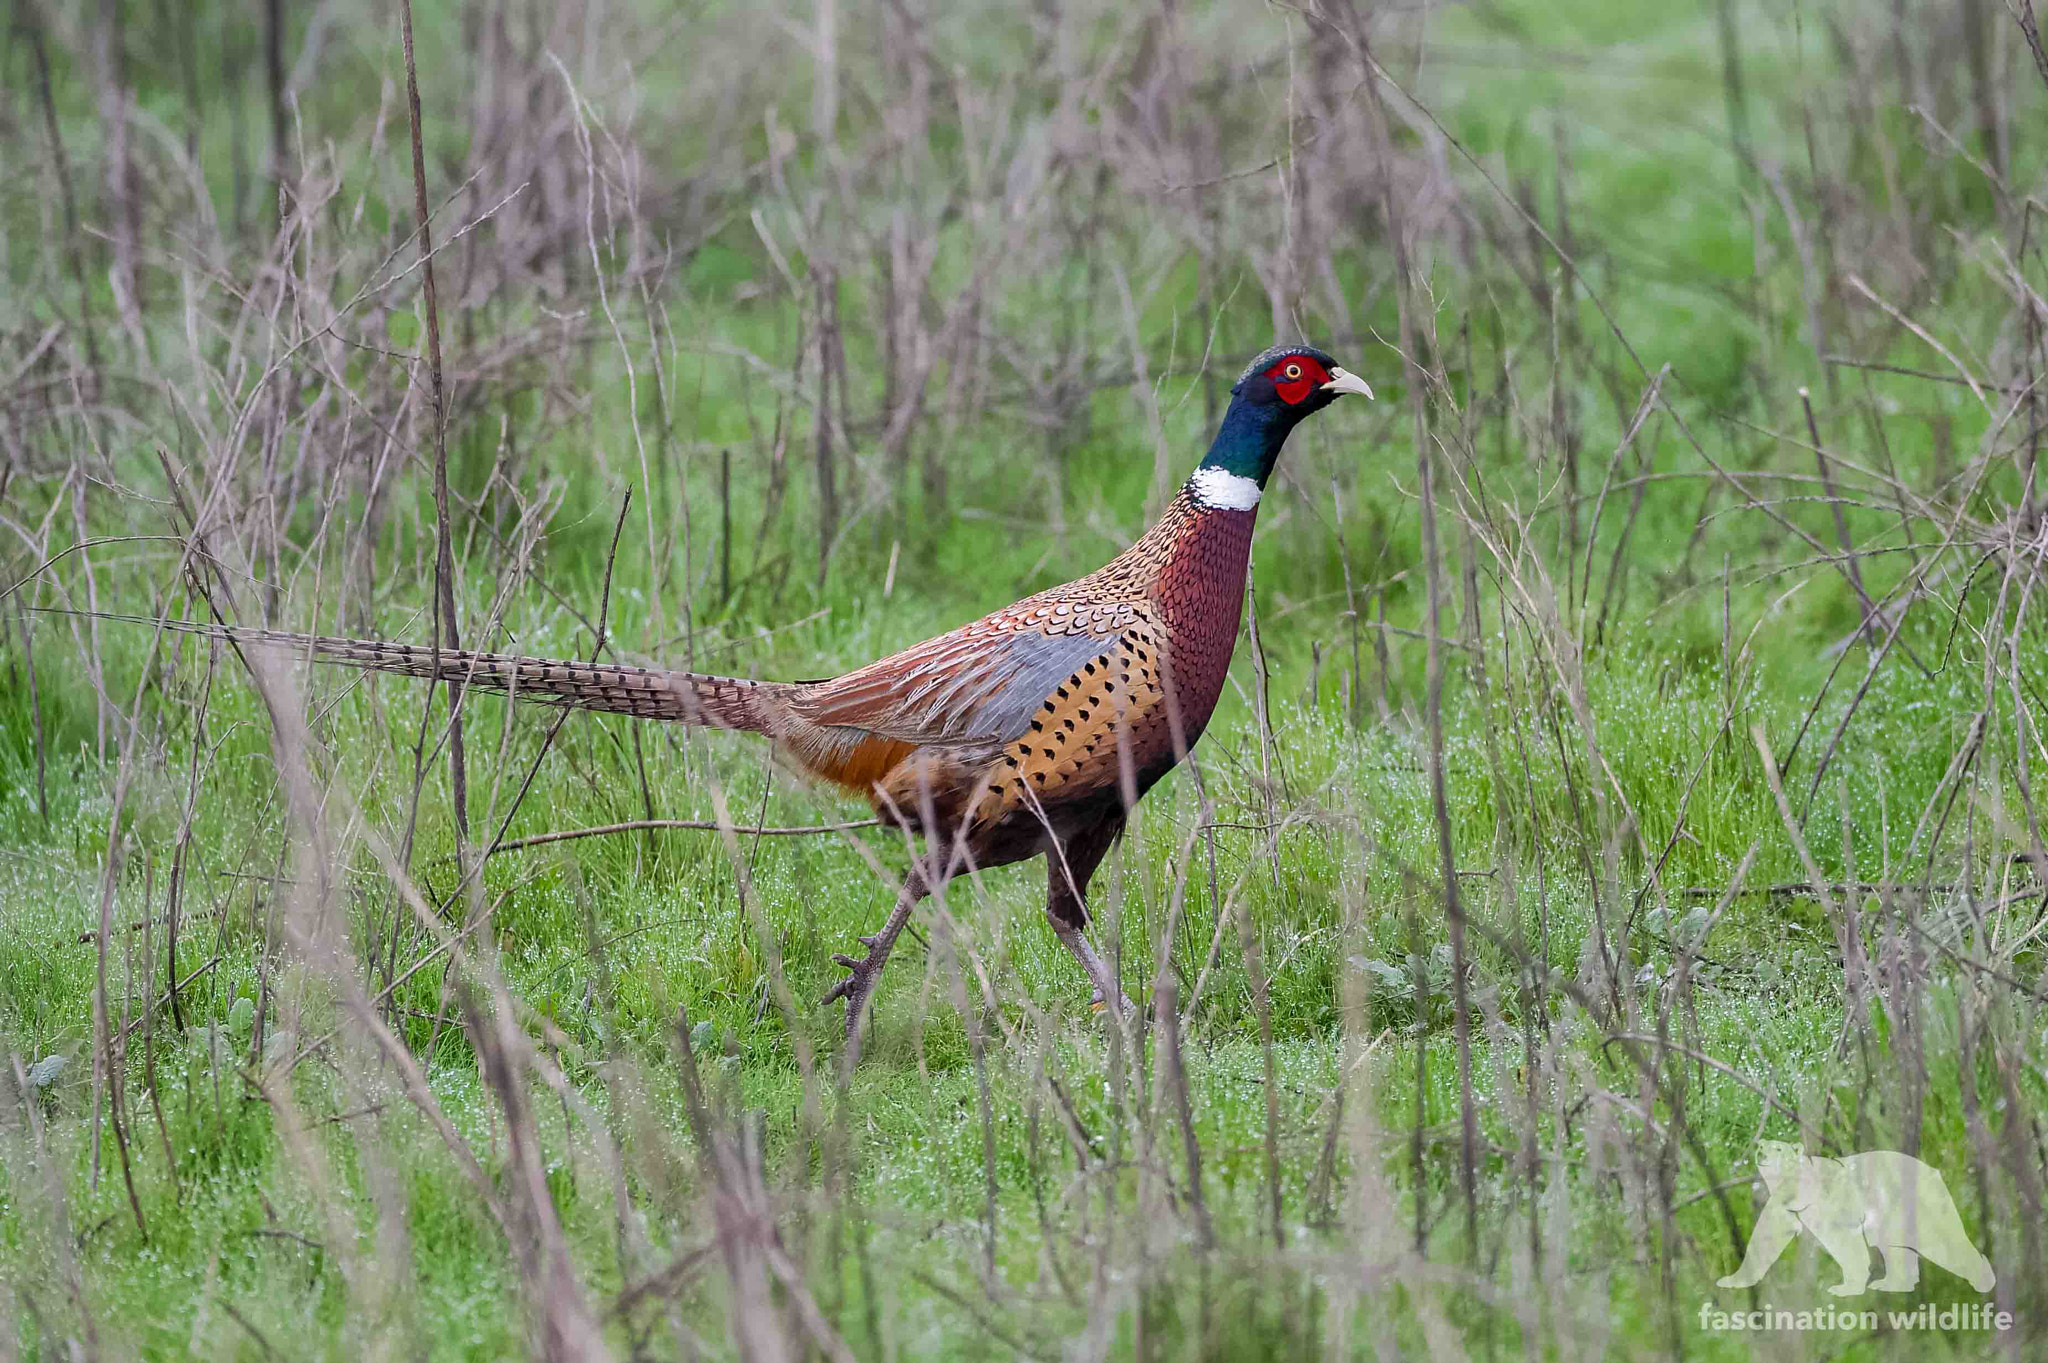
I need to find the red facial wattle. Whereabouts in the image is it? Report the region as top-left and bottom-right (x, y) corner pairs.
(1268, 355), (1331, 405)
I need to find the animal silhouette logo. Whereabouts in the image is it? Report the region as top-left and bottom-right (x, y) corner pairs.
(1718, 1140), (1995, 1297)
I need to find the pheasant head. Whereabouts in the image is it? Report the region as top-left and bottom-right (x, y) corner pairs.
(1190, 344), (1372, 509)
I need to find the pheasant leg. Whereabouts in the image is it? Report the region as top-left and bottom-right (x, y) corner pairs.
(823, 861), (934, 1066)
(1050, 918), (1132, 1018)
(1043, 815), (1132, 1016)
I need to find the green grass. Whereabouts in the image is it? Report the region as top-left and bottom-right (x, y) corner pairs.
(2, 0), (2044, 1356)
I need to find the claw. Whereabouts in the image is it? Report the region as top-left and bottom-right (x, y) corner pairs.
(822, 941), (885, 1020)
(822, 911), (914, 1066)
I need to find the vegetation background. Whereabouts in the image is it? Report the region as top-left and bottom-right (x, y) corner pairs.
(0, 0), (2044, 1357)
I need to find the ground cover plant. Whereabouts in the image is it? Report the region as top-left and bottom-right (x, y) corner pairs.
(0, 0), (2044, 1357)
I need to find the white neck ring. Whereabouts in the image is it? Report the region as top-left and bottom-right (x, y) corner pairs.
(1188, 466), (1263, 511)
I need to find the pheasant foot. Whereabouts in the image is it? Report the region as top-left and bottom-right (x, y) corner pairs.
(822, 889), (921, 1068)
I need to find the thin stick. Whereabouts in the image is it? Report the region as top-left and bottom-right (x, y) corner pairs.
(22, 0), (103, 387)
(1845, 273), (1995, 416)
(264, 0), (288, 222)
(90, 766), (147, 1242)
(13, 601), (48, 824)
(1823, 354), (2035, 393)
(397, 0), (473, 873)
(2011, 0), (2048, 93)
(1799, 387), (1873, 625)
(1154, 977), (1212, 1249)
(489, 816), (883, 856)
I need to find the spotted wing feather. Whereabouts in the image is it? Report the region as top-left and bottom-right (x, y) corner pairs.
(967, 616), (1180, 824)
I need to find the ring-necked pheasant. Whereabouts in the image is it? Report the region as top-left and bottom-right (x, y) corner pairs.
(117, 344), (1369, 1057)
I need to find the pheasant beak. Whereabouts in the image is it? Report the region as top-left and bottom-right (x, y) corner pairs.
(1321, 367), (1375, 400)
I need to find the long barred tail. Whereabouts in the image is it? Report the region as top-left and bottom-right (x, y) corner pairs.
(244, 631), (781, 730)
(239, 629), (781, 731)
(52, 612), (782, 732)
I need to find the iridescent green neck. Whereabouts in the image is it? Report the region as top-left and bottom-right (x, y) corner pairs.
(1195, 398), (1292, 485)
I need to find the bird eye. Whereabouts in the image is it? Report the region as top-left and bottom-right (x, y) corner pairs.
(1284, 363), (1302, 380)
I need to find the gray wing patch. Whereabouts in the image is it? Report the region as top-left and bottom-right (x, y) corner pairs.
(961, 628), (1118, 745)
(797, 625), (1112, 749)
